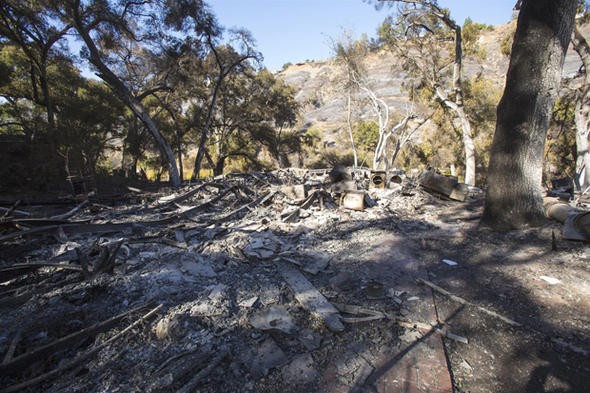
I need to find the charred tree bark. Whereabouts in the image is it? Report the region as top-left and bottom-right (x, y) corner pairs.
(482, 0), (577, 229)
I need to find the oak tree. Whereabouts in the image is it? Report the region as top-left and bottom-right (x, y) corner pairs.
(481, 0), (577, 229)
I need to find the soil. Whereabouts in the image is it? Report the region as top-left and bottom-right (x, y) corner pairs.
(0, 170), (588, 393)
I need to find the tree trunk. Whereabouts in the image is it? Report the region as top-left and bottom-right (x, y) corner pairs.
(192, 78), (222, 180)
(456, 105), (476, 186)
(36, 59), (56, 131)
(443, 12), (476, 186)
(572, 25), (590, 191)
(129, 99), (180, 187)
(346, 92), (359, 167)
(434, 87), (476, 186)
(376, 115), (411, 171)
(481, 0), (577, 230)
(176, 131), (184, 182)
(575, 90), (590, 191)
(191, 40), (256, 180)
(214, 156), (225, 177)
(69, 7), (180, 188)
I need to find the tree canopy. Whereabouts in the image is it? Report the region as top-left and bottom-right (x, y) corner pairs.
(0, 0), (301, 190)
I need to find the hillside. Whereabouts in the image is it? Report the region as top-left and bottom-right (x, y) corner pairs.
(277, 21), (584, 149)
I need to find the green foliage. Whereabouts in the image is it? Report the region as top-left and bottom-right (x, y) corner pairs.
(463, 76), (501, 125)
(545, 97), (576, 178)
(203, 66), (301, 173)
(308, 150), (355, 169)
(400, 75), (500, 180)
(300, 127), (324, 166)
(353, 121), (379, 152)
(578, 0), (590, 17)
(349, 120), (378, 167)
(333, 30), (371, 90)
(377, 16), (398, 47)
(303, 128), (322, 148)
(1, 0), (307, 189)
(58, 78), (126, 175)
(462, 17), (492, 59)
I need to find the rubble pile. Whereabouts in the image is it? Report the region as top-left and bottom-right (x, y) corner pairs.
(0, 168), (472, 393)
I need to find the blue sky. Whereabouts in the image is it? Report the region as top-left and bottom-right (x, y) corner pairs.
(209, 0), (517, 71)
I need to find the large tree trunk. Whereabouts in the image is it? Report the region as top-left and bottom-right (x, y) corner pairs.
(572, 25), (590, 191)
(481, 0), (577, 229)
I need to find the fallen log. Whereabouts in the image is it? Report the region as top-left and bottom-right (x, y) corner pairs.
(544, 198), (590, 241)
(214, 190), (276, 223)
(151, 182), (229, 212)
(0, 274), (82, 309)
(176, 186), (236, 218)
(333, 303), (386, 323)
(0, 262), (83, 284)
(418, 169), (468, 202)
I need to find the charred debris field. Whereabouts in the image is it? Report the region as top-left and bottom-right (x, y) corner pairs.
(0, 168), (589, 393)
